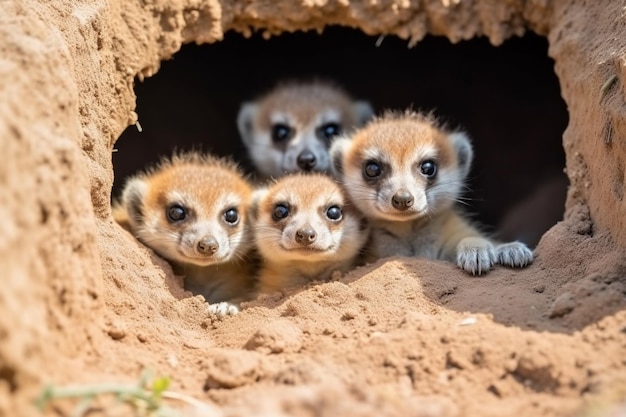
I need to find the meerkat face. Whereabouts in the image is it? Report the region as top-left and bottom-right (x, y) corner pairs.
(254, 173), (367, 264)
(330, 112), (473, 222)
(237, 81), (373, 178)
(119, 155), (254, 267)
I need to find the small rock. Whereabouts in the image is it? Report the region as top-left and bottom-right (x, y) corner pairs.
(341, 310), (357, 320)
(533, 284), (546, 293)
(106, 323), (126, 340)
(243, 319), (303, 354)
(166, 353), (178, 368)
(274, 359), (326, 385)
(549, 292), (577, 318)
(204, 350), (264, 389)
(459, 316), (477, 326)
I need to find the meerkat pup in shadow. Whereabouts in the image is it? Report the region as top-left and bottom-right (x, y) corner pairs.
(330, 110), (533, 275)
(112, 151), (257, 316)
(252, 173), (370, 294)
(237, 79), (373, 180)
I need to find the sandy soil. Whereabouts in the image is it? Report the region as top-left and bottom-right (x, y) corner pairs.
(89, 200), (626, 417)
(1, 1), (625, 416)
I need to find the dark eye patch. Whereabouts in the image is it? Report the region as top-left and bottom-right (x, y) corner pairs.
(167, 204), (186, 223)
(361, 157), (391, 184)
(223, 208), (239, 225)
(271, 123), (293, 143)
(317, 122), (342, 141)
(325, 205), (342, 221)
(272, 203), (290, 221)
(419, 160), (437, 179)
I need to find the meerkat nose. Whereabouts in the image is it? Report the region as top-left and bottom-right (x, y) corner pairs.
(197, 236), (219, 255)
(295, 226), (317, 245)
(392, 189), (414, 211)
(297, 150), (317, 171)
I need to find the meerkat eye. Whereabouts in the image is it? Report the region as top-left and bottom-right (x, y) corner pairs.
(167, 204), (186, 222)
(272, 204), (290, 221)
(326, 205), (343, 221)
(319, 122), (341, 141)
(363, 160), (382, 179)
(271, 123), (292, 142)
(420, 160), (437, 179)
(223, 208), (239, 225)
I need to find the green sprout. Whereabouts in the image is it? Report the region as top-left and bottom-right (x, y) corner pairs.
(34, 369), (217, 417)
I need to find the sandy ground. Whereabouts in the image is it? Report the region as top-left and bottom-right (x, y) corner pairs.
(1, 1), (626, 416)
(85, 199), (626, 417)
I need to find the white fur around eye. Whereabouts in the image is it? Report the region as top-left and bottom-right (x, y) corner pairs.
(407, 144), (437, 167)
(317, 109), (341, 125)
(270, 111), (293, 126)
(362, 147), (383, 161)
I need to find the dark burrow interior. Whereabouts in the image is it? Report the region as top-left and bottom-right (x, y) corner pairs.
(113, 27), (569, 248)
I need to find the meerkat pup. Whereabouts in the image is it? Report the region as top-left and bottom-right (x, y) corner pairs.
(253, 173), (369, 294)
(330, 110), (533, 275)
(237, 79), (374, 179)
(112, 152), (256, 315)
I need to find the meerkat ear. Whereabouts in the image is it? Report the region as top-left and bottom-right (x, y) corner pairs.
(237, 102), (258, 146)
(449, 131), (474, 180)
(111, 199), (132, 232)
(352, 101), (374, 126)
(120, 177), (148, 228)
(329, 137), (352, 178)
(250, 188), (269, 220)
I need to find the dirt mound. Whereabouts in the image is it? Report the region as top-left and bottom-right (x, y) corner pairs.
(1, 1), (625, 416)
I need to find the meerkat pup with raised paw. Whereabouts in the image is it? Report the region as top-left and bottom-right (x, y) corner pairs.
(330, 110), (533, 275)
(253, 173), (369, 294)
(112, 152), (256, 315)
(237, 79), (373, 179)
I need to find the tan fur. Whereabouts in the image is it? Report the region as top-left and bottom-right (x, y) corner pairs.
(111, 202), (132, 232)
(343, 112), (456, 172)
(112, 151), (257, 315)
(330, 110), (533, 275)
(253, 173), (369, 293)
(255, 81), (361, 132)
(237, 80), (373, 179)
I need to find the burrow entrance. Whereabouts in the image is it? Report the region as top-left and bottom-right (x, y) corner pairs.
(113, 27), (568, 248)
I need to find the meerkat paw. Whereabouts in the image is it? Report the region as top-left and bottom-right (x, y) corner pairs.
(208, 302), (240, 317)
(496, 241), (533, 268)
(456, 237), (497, 276)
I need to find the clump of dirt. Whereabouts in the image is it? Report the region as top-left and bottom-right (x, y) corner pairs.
(1, 1), (625, 417)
